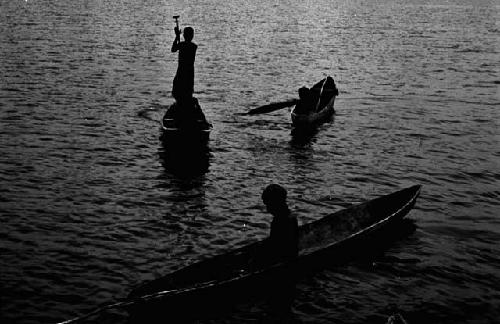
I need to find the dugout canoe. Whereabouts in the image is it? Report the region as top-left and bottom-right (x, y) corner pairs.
(127, 185), (421, 320)
(160, 97), (212, 144)
(291, 76), (338, 127)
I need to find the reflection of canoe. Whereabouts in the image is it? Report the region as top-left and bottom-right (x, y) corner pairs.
(159, 140), (211, 177)
(160, 98), (212, 143)
(291, 76), (338, 127)
(127, 185), (421, 319)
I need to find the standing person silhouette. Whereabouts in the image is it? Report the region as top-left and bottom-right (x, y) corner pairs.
(171, 26), (197, 104)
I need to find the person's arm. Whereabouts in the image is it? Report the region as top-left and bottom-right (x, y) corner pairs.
(171, 27), (181, 52)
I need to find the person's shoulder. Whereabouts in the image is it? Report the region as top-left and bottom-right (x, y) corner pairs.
(182, 42), (197, 50)
(287, 209), (298, 221)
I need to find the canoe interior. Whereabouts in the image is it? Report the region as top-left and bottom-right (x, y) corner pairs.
(129, 185), (420, 300)
(291, 98), (335, 126)
(299, 185), (420, 255)
(305, 77), (338, 113)
(291, 77), (338, 126)
(161, 98), (212, 139)
(160, 123), (211, 144)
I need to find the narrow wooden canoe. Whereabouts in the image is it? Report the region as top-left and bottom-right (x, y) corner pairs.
(291, 77), (338, 127)
(160, 98), (212, 144)
(127, 185), (421, 319)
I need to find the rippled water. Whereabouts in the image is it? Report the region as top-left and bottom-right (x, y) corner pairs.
(1, 0), (499, 323)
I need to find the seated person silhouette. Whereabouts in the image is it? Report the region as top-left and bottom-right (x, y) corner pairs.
(261, 184), (299, 323)
(262, 184), (299, 261)
(294, 87), (314, 115)
(295, 76), (339, 115)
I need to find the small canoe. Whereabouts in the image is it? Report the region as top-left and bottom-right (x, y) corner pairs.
(127, 185), (421, 319)
(160, 98), (212, 144)
(291, 76), (338, 127)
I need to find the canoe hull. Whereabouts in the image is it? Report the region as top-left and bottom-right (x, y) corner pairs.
(127, 185), (421, 321)
(160, 100), (212, 145)
(290, 96), (335, 127)
(128, 263), (290, 322)
(160, 123), (212, 144)
(290, 76), (338, 127)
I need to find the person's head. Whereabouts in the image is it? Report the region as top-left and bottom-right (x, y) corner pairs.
(183, 27), (194, 42)
(262, 184), (288, 214)
(298, 87), (310, 100)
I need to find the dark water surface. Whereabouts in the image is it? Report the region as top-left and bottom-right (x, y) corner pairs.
(1, 0), (499, 323)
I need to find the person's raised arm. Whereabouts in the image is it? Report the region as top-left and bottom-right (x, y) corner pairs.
(171, 27), (181, 52)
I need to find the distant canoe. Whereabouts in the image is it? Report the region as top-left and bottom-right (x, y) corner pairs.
(160, 98), (212, 144)
(127, 185), (421, 321)
(291, 76), (338, 127)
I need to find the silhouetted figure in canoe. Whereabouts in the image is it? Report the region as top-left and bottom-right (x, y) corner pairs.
(294, 76), (339, 115)
(171, 26), (197, 103)
(261, 184), (299, 323)
(262, 184), (299, 261)
(293, 87), (314, 115)
(167, 25), (209, 129)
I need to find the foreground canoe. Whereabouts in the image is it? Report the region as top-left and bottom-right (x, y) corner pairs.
(160, 98), (212, 144)
(127, 185), (421, 319)
(291, 76), (338, 127)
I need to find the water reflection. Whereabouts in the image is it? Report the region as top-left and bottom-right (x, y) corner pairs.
(157, 138), (211, 254)
(288, 122), (327, 190)
(289, 112), (335, 148)
(158, 140), (211, 179)
(289, 126), (320, 148)
(262, 273), (297, 324)
(156, 138), (211, 230)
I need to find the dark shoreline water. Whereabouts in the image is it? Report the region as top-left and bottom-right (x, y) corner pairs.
(1, 0), (499, 323)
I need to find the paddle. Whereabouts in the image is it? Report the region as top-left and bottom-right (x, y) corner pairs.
(246, 99), (299, 115)
(173, 15), (180, 31)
